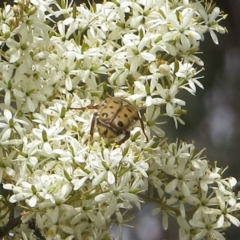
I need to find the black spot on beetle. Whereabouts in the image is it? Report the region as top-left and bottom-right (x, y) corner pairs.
(102, 113), (108, 118)
(124, 113), (128, 118)
(126, 107), (133, 112)
(118, 121), (124, 128)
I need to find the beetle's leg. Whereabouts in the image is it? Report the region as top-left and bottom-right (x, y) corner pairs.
(90, 112), (98, 139)
(70, 105), (99, 111)
(116, 130), (130, 145)
(138, 118), (149, 142)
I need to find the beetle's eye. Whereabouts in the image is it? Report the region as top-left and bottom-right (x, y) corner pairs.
(102, 113), (108, 118)
(118, 121), (124, 128)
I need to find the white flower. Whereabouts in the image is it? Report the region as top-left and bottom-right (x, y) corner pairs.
(91, 148), (123, 185)
(0, 109), (28, 140)
(95, 180), (141, 213)
(207, 189), (240, 227)
(156, 83), (185, 117)
(197, 4), (227, 45)
(189, 215), (226, 240)
(122, 32), (156, 74)
(145, 105), (165, 137)
(163, 8), (202, 48)
(30, 124), (64, 156)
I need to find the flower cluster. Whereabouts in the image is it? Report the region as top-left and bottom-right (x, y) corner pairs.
(0, 0), (237, 240)
(149, 142), (240, 240)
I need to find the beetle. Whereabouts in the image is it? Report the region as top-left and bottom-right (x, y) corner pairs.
(72, 97), (148, 145)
